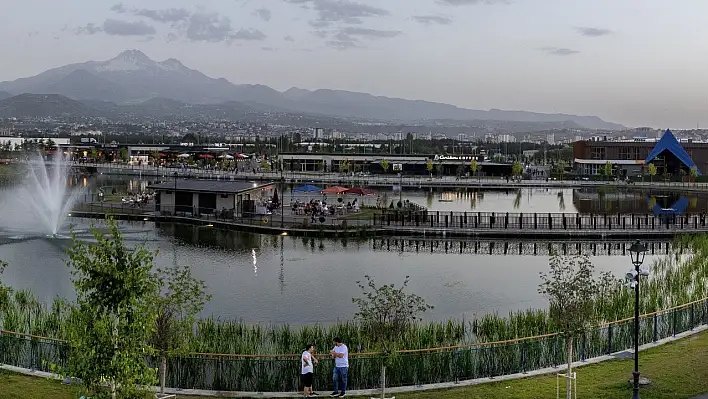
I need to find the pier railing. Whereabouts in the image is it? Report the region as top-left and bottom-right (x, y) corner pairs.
(373, 210), (708, 232)
(72, 201), (708, 234)
(1, 297), (707, 392)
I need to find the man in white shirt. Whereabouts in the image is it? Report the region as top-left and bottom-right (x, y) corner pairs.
(329, 337), (349, 397)
(301, 344), (318, 398)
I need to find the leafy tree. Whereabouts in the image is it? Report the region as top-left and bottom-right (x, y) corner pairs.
(538, 255), (613, 399)
(261, 159), (271, 170)
(647, 163), (657, 183)
(512, 161), (524, 179)
(316, 160), (324, 172)
(0, 260), (11, 318)
(339, 158), (350, 174)
(63, 219), (159, 399)
(181, 133), (197, 143)
(426, 158), (434, 176)
(151, 265), (211, 395)
(690, 166), (698, 185)
(470, 159), (478, 179)
(380, 159), (390, 174)
(602, 161), (613, 180)
(352, 276), (433, 399)
(119, 148), (129, 163)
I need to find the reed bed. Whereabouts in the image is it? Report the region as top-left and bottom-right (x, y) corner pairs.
(2, 235), (708, 391)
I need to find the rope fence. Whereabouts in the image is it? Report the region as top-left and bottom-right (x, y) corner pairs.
(1, 297), (706, 391)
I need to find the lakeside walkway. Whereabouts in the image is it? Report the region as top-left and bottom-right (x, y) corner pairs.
(70, 162), (708, 190)
(72, 201), (708, 238)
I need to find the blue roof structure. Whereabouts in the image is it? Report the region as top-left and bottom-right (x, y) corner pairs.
(645, 129), (702, 176)
(293, 184), (323, 193)
(649, 197), (689, 217)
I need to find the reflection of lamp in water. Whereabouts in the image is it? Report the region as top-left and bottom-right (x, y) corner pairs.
(252, 248), (257, 276)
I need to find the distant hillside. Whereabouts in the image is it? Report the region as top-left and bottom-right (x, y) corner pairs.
(0, 94), (99, 118)
(0, 91), (12, 101)
(0, 50), (626, 130)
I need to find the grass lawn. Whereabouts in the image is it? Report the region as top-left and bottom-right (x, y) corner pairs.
(338, 208), (379, 221)
(3, 330), (708, 399)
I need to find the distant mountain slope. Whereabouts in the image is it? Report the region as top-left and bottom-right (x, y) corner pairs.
(0, 91), (12, 101)
(0, 50), (625, 130)
(0, 94), (99, 118)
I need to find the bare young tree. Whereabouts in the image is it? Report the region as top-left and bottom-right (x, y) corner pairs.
(352, 275), (433, 399)
(538, 254), (613, 399)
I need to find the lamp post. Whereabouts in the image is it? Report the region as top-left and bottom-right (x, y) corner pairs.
(172, 171), (178, 215)
(628, 240), (648, 399)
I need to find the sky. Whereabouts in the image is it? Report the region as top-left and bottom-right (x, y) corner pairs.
(0, 0), (707, 128)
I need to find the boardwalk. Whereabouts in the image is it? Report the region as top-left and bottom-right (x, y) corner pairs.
(72, 202), (708, 238)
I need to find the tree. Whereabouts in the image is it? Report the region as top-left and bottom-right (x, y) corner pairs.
(470, 159), (478, 180)
(602, 161), (613, 181)
(261, 159), (271, 170)
(690, 166), (698, 185)
(380, 159), (390, 174)
(339, 159), (350, 174)
(352, 276), (432, 399)
(119, 148), (129, 163)
(63, 219), (159, 399)
(0, 260), (11, 318)
(426, 158), (434, 177)
(512, 161), (524, 179)
(151, 265), (211, 395)
(538, 255), (612, 399)
(647, 163), (656, 183)
(316, 160), (324, 172)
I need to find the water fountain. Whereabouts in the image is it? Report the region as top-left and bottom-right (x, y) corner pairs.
(0, 150), (84, 236)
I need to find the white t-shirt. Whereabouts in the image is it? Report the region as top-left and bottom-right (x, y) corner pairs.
(301, 351), (313, 374)
(333, 344), (349, 368)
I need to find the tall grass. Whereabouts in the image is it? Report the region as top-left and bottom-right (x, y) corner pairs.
(2, 235), (708, 392)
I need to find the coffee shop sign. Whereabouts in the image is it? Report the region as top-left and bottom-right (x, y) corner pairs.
(434, 155), (476, 161)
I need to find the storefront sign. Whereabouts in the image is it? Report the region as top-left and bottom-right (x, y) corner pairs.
(434, 155), (476, 161)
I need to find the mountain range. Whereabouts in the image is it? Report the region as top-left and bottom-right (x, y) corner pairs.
(0, 50), (624, 130)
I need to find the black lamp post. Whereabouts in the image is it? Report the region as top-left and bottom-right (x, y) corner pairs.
(172, 171), (178, 215)
(628, 240), (647, 399)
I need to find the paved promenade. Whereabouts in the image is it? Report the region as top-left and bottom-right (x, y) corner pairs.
(71, 162), (708, 190)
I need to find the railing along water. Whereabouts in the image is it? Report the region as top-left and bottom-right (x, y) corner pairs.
(1, 297), (706, 392)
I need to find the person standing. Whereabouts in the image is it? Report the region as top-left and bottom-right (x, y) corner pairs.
(329, 337), (349, 397)
(302, 344), (318, 398)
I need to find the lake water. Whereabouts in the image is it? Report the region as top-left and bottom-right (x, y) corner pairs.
(0, 176), (692, 324)
(0, 219), (668, 324)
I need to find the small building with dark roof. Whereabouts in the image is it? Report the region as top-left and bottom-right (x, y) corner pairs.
(148, 179), (274, 217)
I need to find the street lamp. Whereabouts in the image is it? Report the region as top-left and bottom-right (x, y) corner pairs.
(627, 240), (648, 399)
(172, 171), (178, 215)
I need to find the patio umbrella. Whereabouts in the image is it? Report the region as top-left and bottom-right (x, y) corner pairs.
(272, 188), (280, 207)
(320, 186), (348, 194)
(158, 153), (167, 157)
(200, 154), (215, 159)
(345, 187), (376, 195)
(177, 153), (190, 159)
(219, 154), (234, 160)
(293, 184), (323, 193)
(236, 153), (249, 159)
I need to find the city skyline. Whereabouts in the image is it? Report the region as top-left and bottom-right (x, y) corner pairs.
(1, 0), (706, 128)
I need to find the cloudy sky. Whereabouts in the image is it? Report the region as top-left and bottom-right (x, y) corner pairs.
(0, 0), (706, 128)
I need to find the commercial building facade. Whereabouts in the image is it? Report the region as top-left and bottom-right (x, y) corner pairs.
(573, 129), (705, 177)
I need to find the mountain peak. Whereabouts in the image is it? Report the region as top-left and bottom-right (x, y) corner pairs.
(115, 49), (151, 62)
(96, 50), (156, 72)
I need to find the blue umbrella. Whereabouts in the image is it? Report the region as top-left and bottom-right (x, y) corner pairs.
(293, 184), (323, 193)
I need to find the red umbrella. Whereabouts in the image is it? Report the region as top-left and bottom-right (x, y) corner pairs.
(158, 153), (167, 157)
(199, 154), (215, 159)
(320, 186), (348, 194)
(345, 187), (376, 195)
